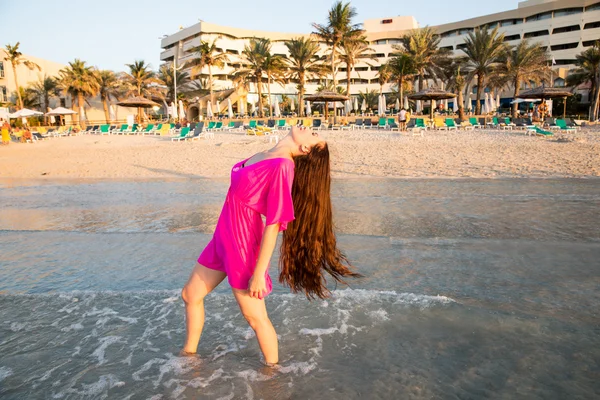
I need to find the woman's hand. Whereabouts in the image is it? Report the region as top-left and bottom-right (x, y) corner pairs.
(248, 274), (267, 300)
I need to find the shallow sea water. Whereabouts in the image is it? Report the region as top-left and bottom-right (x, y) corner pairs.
(0, 178), (599, 399)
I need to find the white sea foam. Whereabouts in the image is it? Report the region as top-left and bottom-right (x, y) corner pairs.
(10, 322), (26, 332)
(0, 366), (13, 382)
(188, 368), (225, 389)
(61, 323), (84, 332)
(153, 354), (200, 388)
(92, 336), (124, 365)
(276, 361), (317, 375)
(368, 309), (390, 321)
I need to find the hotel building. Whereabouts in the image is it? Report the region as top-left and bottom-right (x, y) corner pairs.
(159, 0), (600, 116)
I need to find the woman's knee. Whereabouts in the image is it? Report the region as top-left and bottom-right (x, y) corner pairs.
(181, 284), (206, 305)
(242, 311), (271, 330)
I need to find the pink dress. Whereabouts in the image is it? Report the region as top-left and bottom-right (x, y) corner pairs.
(198, 157), (295, 295)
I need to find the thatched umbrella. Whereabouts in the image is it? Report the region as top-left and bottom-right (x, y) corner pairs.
(305, 90), (349, 120)
(408, 88), (456, 120)
(516, 86), (573, 118)
(116, 96), (160, 123)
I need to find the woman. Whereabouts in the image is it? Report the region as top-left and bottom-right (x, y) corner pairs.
(181, 126), (359, 364)
(1, 119), (10, 145)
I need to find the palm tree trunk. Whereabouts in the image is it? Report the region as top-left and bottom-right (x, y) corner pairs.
(593, 68), (600, 121)
(71, 95), (79, 125)
(268, 76), (272, 118)
(512, 76), (520, 119)
(346, 64), (351, 99)
(44, 94), (49, 125)
(299, 72), (305, 117)
(457, 89), (465, 120)
(398, 78), (404, 108)
(331, 43), (337, 88)
(12, 63), (22, 109)
(102, 95), (110, 123)
(78, 92), (86, 127)
(476, 74), (484, 115)
(256, 77), (264, 118)
(209, 66), (214, 106)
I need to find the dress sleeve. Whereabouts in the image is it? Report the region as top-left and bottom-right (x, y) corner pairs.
(265, 161), (295, 231)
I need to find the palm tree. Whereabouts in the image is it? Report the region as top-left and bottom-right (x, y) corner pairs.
(312, 1), (363, 90)
(158, 63), (191, 104)
(233, 38), (271, 117)
(263, 52), (287, 117)
(567, 42), (600, 120)
(461, 27), (507, 114)
(15, 86), (40, 110)
(398, 27), (449, 96)
(3, 42), (41, 109)
(185, 39), (230, 105)
(122, 60), (164, 122)
(58, 59), (99, 125)
(95, 70), (121, 123)
(386, 52), (417, 105)
(29, 75), (60, 124)
(358, 89), (378, 111)
(375, 63), (391, 96)
(439, 57), (469, 119)
(284, 37), (326, 117)
(339, 35), (377, 98)
(495, 40), (550, 117)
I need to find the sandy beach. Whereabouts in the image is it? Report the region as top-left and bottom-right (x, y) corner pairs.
(1, 128), (599, 181)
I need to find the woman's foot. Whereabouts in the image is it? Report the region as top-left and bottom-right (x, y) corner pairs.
(179, 349), (198, 357)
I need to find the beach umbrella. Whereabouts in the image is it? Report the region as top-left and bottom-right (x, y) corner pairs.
(416, 99), (422, 113)
(465, 93), (472, 111)
(46, 107), (77, 116)
(109, 104), (116, 122)
(238, 98), (245, 116)
(251, 102), (256, 116)
(516, 86), (573, 118)
(453, 99), (458, 113)
(361, 98), (366, 113)
(495, 94), (501, 111)
(395, 98), (400, 112)
(273, 97), (281, 117)
(354, 97), (358, 112)
(171, 102), (178, 119)
(50, 116), (55, 124)
(482, 93), (489, 114)
(9, 108), (43, 118)
(216, 100), (220, 117)
(403, 96), (409, 110)
(227, 98), (233, 118)
(345, 99), (351, 116)
(179, 100), (186, 120)
(79, 105), (86, 124)
(381, 95), (387, 116)
(305, 101), (311, 116)
(116, 96), (159, 122)
(206, 100), (213, 118)
(304, 90), (349, 119)
(409, 88), (456, 120)
(290, 97), (295, 112)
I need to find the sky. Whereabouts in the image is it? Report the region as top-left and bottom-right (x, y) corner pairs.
(1, 0), (519, 72)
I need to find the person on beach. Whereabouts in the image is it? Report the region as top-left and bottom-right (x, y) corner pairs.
(181, 126), (360, 365)
(398, 108), (407, 131)
(1, 119), (10, 145)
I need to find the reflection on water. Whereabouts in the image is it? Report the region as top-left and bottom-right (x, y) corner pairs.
(0, 178), (599, 399)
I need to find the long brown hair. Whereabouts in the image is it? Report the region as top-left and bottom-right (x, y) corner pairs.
(279, 142), (361, 299)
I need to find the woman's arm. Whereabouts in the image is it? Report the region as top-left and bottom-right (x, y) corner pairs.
(248, 223), (280, 299)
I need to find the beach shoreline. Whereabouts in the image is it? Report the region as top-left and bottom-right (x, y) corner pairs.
(1, 129), (599, 182)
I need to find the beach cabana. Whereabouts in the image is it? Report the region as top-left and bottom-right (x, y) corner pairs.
(305, 91), (349, 120)
(516, 86), (573, 119)
(408, 88), (456, 120)
(116, 96), (159, 123)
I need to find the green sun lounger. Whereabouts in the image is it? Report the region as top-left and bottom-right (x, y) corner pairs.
(171, 127), (190, 141)
(556, 119), (576, 131)
(445, 119), (458, 130)
(469, 117), (481, 128)
(534, 126), (553, 137)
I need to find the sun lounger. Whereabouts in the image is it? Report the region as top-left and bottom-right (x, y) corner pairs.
(445, 118), (458, 130)
(556, 119), (576, 132)
(171, 127), (191, 141)
(468, 117), (481, 129)
(377, 117), (387, 129)
(188, 122), (208, 140)
(531, 126), (553, 137)
(544, 118), (559, 130)
(487, 117), (500, 129)
(312, 119), (322, 130)
(388, 118), (399, 131)
(364, 119), (373, 129)
(99, 125), (110, 135)
(354, 118), (364, 129)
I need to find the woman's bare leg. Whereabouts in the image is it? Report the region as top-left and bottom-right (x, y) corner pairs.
(232, 288), (278, 364)
(181, 263), (226, 354)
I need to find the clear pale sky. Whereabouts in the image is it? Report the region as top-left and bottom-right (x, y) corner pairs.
(1, 0), (519, 72)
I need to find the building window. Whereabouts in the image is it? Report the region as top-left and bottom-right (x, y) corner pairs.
(583, 40), (600, 47)
(456, 43), (468, 50)
(553, 25), (581, 34)
(355, 67), (369, 72)
(586, 3), (600, 12)
(0, 62), (4, 78)
(441, 45), (454, 50)
(554, 78), (565, 87)
(504, 34), (521, 42)
(388, 39), (401, 44)
(0, 86), (6, 102)
(371, 66), (380, 71)
(524, 30), (550, 38)
(584, 21), (600, 29)
(226, 49), (239, 55)
(458, 28), (473, 35)
(550, 42), (580, 51)
(554, 59), (577, 65)
(375, 39), (387, 45)
(554, 8), (583, 18)
(501, 19), (522, 27)
(526, 12), (552, 22)
(381, 19), (393, 24)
